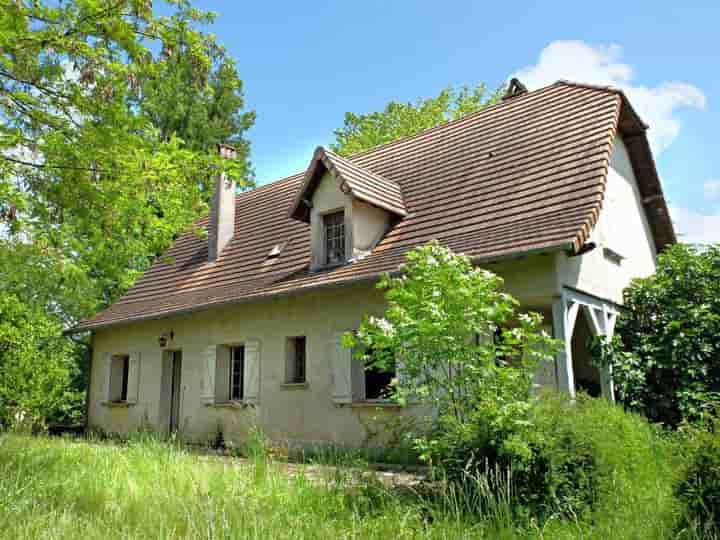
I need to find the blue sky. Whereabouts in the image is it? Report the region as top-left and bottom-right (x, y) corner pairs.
(192, 1), (719, 243)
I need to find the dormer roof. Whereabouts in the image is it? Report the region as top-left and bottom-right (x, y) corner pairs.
(289, 146), (407, 222)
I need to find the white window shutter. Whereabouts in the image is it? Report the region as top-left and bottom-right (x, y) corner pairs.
(200, 345), (217, 404)
(331, 331), (352, 404)
(214, 345), (230, 403)
(101, 352), (112, 402)
(126, 352), (141, 404)
(244, 339), (261, 404)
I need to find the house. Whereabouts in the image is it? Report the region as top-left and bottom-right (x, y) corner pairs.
(72, 80), (675, 447)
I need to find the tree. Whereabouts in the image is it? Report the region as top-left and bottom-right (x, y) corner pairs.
(330, 83), (503, 156)
(598, 243), (720, 426)
(0, 293), (83, 430)
(0, 1), (255, 319)
(343, 242), (557, 468)
(0, 1), (255, 425)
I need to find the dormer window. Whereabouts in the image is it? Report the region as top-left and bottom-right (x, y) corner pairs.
(324, 211), (346, 265)
(288, 147), (407, 271)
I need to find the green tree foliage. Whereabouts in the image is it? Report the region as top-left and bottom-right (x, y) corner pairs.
(0, 0), (254, 318)
(330, 83), (503, 156)
(344, 242), (557, 468)
(0, 293), (83, 429)
(0, 1), (255, 425)
(597, 244), (720, 427)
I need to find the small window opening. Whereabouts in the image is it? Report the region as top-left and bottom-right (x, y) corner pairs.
(286, 336), (307, 383)
(323, 211), (345, 265)
(110, 354), (130, 402)
(230, 345), (244, 401)
(364, 348), (396, 400)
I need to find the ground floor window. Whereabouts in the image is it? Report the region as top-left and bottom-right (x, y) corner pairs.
(109, 354), (130, 402)
(364, 363), (396, 400)
(360, 346), (396, 401)
(286, 336), (307, 383)
(230, 345), (244, 401)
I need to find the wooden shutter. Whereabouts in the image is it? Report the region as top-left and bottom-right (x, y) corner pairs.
(200, 345), (217, 404)
(125, 352), (141, 404)
(243, 340), (260, 404)
(215, 345), (230, 403)
(101, 352), (112, 402)
(331, 331), (352, 404)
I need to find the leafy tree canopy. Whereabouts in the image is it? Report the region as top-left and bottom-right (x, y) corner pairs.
(330, 83), (503, 156)
(0, 0), (255, 322)
(598, 243), (720, 427)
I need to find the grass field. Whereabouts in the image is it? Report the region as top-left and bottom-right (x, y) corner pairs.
(0, 431), (703, 539)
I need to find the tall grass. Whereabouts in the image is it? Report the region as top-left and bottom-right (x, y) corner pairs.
(0, 434), (511, 540)
(0, 396), (709, 540)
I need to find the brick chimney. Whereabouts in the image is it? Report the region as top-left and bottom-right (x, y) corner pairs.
(208, 144), (237, 262)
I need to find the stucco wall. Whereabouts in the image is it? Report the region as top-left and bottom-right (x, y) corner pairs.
(89, 253), (561, 446)
(556, 135), (657, 303)
(89, 283), (418, 447)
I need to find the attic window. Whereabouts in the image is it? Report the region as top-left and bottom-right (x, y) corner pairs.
(323, 211), (346, 265)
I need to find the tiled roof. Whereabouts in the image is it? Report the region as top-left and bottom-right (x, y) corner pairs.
(289, 146), (407, 221)
(74, 81), (675, 331)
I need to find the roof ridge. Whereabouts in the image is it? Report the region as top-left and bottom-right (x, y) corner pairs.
(339, 81), (562, 161)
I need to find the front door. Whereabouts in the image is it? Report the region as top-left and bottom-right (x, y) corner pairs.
(169, 350), (182, 433)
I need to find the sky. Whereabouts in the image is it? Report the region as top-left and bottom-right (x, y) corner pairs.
(191, 0), (720, 244)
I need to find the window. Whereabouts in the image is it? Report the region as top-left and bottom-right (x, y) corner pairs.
(323, 211), (345, 265)
(230, 345), (244, 401)
(286, 336), (307, 384)
(109, 354), (130, 402)
(363, 347), (396, 401)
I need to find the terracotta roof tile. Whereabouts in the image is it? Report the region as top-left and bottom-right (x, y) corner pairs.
(74, 81), (675, 331)
(289, 146), (407, 221)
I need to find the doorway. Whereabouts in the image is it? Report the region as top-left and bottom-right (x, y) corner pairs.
(167, 350), (182, 433)
(571, 310), (602, 398)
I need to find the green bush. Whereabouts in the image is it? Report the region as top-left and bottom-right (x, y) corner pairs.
(600, 243), (720, 427)
(428, 393), (677, 531)
(675, 419), (720, 536)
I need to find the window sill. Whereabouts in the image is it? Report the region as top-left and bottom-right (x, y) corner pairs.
(350, 401), (402, 408)
(101, 401), (135, 408)
(206, 401), (252, 409)
(280, 382), (308, 390)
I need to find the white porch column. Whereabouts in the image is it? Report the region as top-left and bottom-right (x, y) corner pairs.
(552, 298), (576, 398)
(600, 305), (617, 402)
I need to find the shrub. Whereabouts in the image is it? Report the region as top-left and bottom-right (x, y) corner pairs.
(600, 243), (720, 427)
(0, 293), (84, 430)
(428, 393), (676, 527)
(344, 242), (556, 471)
(675, 418), (720, 536)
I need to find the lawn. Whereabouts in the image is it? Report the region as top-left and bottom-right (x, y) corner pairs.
(0, 431), (691, 540)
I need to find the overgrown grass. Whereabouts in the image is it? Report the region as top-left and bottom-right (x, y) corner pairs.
(0, 433), (514, 539)
(0, 398), (711, 540)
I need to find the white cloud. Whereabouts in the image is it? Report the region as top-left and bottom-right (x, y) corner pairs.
(704, 179), (720, 201)
(514, 41), (706, 154)
(670, 206), (720, 245)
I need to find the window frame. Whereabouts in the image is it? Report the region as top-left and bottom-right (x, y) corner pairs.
(109, 354), (130, 403)
(285, 336), (307, 384)
(322, 210), (346, 266)
(229, 345), (245, 402)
